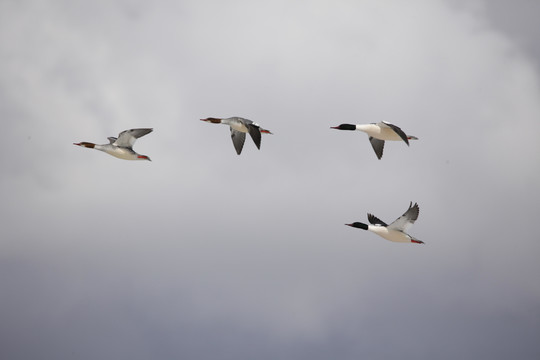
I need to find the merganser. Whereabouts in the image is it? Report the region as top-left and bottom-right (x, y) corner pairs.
(331, 122), (418, 159)
(74, 128), (153, 161)
(201, 117), (272, 155)
(346, 202), (424, 244)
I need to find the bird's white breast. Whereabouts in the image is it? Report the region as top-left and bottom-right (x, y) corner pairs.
(368, 225), (410, 243)
(356, 124), (402, 141)
(97, 145), (139, 160)
(228, 121), (249, 133)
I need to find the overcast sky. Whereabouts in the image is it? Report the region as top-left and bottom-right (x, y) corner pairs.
(1, 0), (539, 359)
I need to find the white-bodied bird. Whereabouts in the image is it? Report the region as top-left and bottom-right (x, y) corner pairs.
(74, 128), (153, 161)
(346, 202), (424, 244)
(331, 122), (418, 159)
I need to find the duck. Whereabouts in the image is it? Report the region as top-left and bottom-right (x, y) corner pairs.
(345, 202), (424, 244)
(201, 117), (272, 155)
(74, 128), (153, 161)
(331, 122), (418, 159)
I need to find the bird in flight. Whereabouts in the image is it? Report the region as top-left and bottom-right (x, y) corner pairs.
(74, 128), (153, 161)
(331, 121), (418, 159)
(345, 202), (424, 244)
(201, 117), (272, 155)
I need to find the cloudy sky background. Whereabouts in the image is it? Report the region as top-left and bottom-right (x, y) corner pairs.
(1, 0), (540, 358)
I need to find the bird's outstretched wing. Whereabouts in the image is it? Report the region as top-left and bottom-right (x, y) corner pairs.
(368, 213), (388, 226)
(369, 137), (385, 160)
(114, 128), (153, 148)
(387, 202), (420, 232)
(230, 128), (246, 155)
(247, 124), (262, 150)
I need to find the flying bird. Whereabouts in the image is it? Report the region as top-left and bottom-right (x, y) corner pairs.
(331, 122), (418, 159)
(74, 128), (153, 161)
(345, 202), (424, 244)
(201, 117), (272, 155)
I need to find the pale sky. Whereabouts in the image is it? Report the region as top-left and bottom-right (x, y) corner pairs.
(1, 1), (539, 359)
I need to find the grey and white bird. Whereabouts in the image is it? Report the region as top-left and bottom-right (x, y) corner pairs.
(201, 117), (272, 155)
(345, 202), (424, 244)
(74, 128), (153, 161)
(331, 122), (418, 159)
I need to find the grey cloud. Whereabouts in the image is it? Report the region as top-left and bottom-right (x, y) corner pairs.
(1, 0), (539, 359)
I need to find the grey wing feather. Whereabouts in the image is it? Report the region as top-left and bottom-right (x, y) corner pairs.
(369, 137), (385, 160)
(368, 213), (388, 226)
(114, 128), (153, 148)
(247, 124), (262, 150)
(387, 202), (420, 232)
(107, 137), (117, 144)
(381, 122), (409, 145)
(230, 128), (246, 155)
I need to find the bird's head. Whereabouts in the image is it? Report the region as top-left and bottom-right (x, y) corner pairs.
(73, 142), (95, 148)
(345, 222), (368, 230)
(200, 118), (222, 124)
(331, 124), (357, 131)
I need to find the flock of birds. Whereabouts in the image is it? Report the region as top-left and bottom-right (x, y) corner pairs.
(74, 117), (423, 245)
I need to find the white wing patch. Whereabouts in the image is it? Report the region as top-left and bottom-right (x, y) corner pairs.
(387, 202), (420, 232)
(113, 128), (153, 148)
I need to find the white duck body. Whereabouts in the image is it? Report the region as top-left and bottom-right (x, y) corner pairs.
(355, 123), (406, 141)
(221, 117), (250, 133)
(93, 144), (142, 160)
(367, 225), (415, 243)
